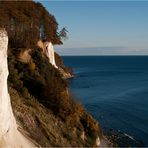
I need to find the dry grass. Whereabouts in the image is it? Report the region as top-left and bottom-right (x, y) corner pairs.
(9, 86), (102, 147)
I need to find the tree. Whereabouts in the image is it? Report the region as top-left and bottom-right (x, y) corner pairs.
(0, 1), (63, 47)
(59, 27), (68, 40)
(39, 23), (46, 40)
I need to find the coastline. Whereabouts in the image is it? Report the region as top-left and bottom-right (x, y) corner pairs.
(65, 56), (148, 147)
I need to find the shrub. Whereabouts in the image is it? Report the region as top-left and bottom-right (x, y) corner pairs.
(29, 60), (36, 74)
(21, 87), (29, 98)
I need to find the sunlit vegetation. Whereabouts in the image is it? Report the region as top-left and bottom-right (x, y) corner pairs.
(1, 1), (101, 146)
(0, 1), (68, 48)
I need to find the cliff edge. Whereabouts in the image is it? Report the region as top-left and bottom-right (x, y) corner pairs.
(0, 1), (105, 147)
(0, 29), (35, 147)
(7, 37), (103, 147)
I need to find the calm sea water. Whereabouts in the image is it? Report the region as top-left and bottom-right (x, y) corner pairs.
(63, 56), (148, 146)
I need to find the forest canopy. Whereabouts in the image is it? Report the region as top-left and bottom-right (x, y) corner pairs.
(0, 1), (64, 47)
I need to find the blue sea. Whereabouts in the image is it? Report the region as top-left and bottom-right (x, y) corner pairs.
(63, 56), (148, 146)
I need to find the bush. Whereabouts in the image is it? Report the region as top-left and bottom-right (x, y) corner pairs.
(28, 60), (36, 75)
(21, 87), (29, 98)
(8, 46), (71, 119)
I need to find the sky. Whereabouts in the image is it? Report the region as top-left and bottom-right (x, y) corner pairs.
(39, 1), (148, 55)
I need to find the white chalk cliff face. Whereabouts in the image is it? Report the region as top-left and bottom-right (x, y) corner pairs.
(44, 42), (58, 68)
(0, 29), (34, 147)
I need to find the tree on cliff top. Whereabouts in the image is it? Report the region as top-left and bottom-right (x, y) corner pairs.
(59, 27), (68, 40)
(0, 1), (66, 47)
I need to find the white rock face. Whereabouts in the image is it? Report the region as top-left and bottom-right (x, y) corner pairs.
(0, 29), (34, 147)
(44, 42), (58, 68)
(0, 28), (16, 138)
(96, 136), (100, 146)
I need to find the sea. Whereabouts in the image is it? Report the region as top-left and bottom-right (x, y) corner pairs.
(62, 56), (148, 146)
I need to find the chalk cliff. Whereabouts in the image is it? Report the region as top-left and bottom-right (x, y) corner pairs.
(37, 40), (74, 79)
(0, 1), (106, 147)
(44, 41), (58, 68)
(0, 28), (34, 147)
(7, 36), (104, 147)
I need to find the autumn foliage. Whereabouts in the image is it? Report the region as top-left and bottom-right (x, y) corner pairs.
(0, 1), (62, 48)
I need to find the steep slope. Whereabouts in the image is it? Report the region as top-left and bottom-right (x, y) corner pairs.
(37, 39), (73, 78)
(43, 41), (58, 68)
(9, 86), (102, 147)
(0, 1), (105, 147)
(7, 43), (103, 147)
(0, 28), (34, 147)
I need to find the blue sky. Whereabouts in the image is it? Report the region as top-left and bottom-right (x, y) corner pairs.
(39, 1), (148, 55)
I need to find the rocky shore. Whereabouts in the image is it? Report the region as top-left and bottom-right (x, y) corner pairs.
(105, 129), (144, 147)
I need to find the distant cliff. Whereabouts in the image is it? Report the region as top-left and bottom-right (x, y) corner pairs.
(0, 1), (104, 147)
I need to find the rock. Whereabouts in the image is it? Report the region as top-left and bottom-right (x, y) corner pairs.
(58, 67), (74, 79)
(18, 49), (31, 63)
(37, 40), (74, 79)
(96, 136), (100, 146)
(0, 28), (16, 137)
(43, 41), (58, 68)
(37, 40), (58, 68)
(37, 40), (44, 50)
(0, 28), (34, 147)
